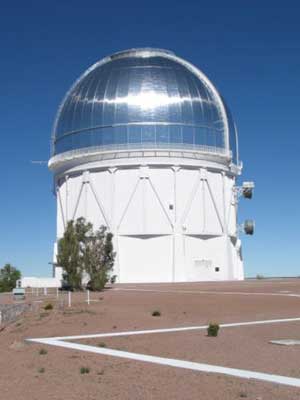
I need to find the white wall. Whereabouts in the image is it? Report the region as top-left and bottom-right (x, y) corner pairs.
(20, 277), (61, 288)
(53, 155), (243, 283)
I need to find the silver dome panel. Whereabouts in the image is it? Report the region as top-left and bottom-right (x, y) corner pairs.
(53, 48), (235, 158)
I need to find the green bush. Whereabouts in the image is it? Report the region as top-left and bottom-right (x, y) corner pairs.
(207, 323), (220, 337)
(39, 348), (47, 355)
(152, 310), (161, 317)
(80, 366), (90, 374)
(98, 342), (106, 348)
(38, 367), (45, 374)
(44, 303), (53, 311)
(0, 264), (21, 293)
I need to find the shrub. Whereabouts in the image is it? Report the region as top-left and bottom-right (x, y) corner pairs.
(98, 342), (106, 348)
(0, 264), (21, 292)
(207, 323), (220, 337)
(80, 366), (90, 374)
(44, 303), (53, 311)
(152, 310), (161, 317)
(256, 274), (264, 280)
(38, 367), (45, 373)
(39, 348), (47, 355)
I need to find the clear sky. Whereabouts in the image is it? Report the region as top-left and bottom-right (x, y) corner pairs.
(1, 0), (299, 277)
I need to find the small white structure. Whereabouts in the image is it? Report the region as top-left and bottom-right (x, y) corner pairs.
(18, 277), (61, 288)
(49, 48), (251, 283)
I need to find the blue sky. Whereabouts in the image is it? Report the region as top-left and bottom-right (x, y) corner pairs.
(0, 0), (299, 277)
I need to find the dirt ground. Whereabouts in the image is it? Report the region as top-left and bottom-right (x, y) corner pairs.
(1, 279), (300, 400)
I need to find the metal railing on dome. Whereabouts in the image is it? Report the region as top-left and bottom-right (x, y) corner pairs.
(50, 142), (232, 162)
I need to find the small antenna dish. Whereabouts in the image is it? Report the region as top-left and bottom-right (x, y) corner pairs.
(244, 220), (255, 235)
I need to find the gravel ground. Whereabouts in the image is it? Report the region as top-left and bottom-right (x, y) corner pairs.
(1, 279), (300, 400)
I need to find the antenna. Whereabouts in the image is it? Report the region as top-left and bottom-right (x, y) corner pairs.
(30, 160), (47, 165)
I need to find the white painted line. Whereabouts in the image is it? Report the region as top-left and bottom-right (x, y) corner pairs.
(29, 317), (300, 341)
(27, 338), (300, 388)
(270, 340), (300, 346)
(114, 287), (300, 298)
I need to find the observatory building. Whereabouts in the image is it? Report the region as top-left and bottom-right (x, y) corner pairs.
(49, 48), (252, 283)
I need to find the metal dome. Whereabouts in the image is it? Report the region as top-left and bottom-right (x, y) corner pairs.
(52, 48), (237, 160)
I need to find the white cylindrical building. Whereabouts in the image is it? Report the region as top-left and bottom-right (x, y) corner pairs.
(49, 48), (244, 283)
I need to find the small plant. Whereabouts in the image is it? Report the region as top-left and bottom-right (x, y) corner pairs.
(39, 348), (48, 355)
(98, 342), (106, 348)
(152, 310), (161, 317)
(80, 366), (90, 374)
(239, 392), (247, 398)
(207, 323), (220, 337)
(256, 274), (264, 279)
(110, 275), (117, 284)
(38, 367), (45, 373)
(44, 303), (53, 311)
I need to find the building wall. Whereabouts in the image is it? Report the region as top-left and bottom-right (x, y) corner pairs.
(54, 158), (243, 283)
(20, 277), (61, 288)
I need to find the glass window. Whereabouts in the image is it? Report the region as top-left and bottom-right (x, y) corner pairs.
(142, 126), (155, 143)
(114, 126), (127, 144)
(215, 131), (224, 148)
(206, 129), (217, 147)
(182, 126), (194, 144)
(156, 125), (169, 143)
(102, 127), (114, 145)
(170, 126), (182, 143)
(128, 126), (141, 143)
(91, 129), (103, 147)
(195, 127), (206, 146)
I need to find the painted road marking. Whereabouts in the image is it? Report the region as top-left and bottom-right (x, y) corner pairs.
(270, 339), (300, 346)
(27, 317), (300, 388)
(30, 316), (300, 341)
(28, 335), (300, 388)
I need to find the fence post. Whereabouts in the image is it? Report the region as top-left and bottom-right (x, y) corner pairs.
(0, 311), (2, 325)
(68, 291), (71, 308)
(87, 290), (90, 305)
(56, 287), (59, 298)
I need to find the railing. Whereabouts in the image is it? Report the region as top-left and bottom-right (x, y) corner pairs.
(50, 143), (232, 166)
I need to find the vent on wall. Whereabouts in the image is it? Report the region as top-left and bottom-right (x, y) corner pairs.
(194, 259), (212, 269)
